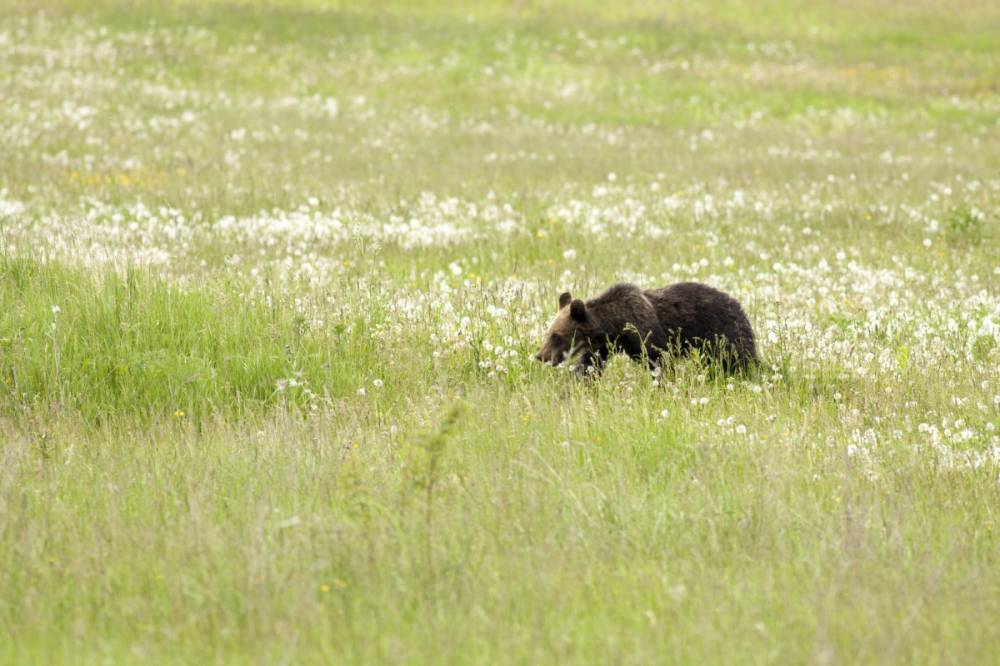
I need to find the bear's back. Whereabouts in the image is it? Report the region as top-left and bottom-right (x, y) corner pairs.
(644, 282), (756, 360)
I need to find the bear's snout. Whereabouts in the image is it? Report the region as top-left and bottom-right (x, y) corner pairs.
(534, 349), (560, 365)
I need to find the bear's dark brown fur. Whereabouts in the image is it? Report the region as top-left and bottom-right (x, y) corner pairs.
(535, 282), (756, 375)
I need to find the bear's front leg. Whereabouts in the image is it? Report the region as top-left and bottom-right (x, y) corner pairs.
(620, 325), (669, 372)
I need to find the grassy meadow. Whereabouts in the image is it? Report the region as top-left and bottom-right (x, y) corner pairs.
(1, 0), (999, 662)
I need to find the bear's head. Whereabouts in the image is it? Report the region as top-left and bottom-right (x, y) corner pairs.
(535, 291), (598, 370)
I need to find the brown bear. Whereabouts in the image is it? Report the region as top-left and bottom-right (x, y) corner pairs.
(535, 282), (756, 375)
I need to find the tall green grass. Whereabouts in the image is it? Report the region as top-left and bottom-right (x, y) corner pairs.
(1, 256), (366, 420)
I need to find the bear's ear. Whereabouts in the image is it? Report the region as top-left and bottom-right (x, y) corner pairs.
(559, 291), (572, 309)
(569, 299), (588, 322)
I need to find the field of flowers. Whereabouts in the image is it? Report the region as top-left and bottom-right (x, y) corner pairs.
(2, 0), (998, 663)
